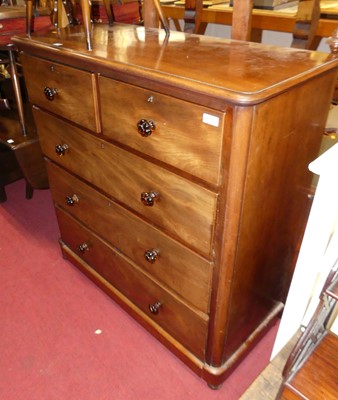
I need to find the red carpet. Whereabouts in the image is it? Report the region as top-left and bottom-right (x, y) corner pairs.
(0, 179), (278, 399)
(0, 16), (52, 45)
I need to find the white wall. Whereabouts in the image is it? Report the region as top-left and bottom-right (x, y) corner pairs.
(168, 21), (331, 53)
(204, 23), (330, 53)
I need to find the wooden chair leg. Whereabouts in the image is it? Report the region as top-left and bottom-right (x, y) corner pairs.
(292, 0), (321, 50)
(25, 0), (34, 35)
(0, 98), (11, 110)
(0, 185), (7, 202)
(8, 50), (27, 136)
(25, 181), (34, 199)
(80, 0), (92, 51)
(102, 0), (114, 26)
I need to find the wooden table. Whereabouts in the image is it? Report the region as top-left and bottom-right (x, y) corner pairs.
(161, 1), (338, 38)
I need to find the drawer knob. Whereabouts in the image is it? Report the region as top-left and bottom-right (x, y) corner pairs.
(149, 301), (162, 315)
(55, 143), (69, 156)
(137, 119), (155, 137)
(78, 243), (89, 253)
(144, 249), (159, 263)
(141, 191), (159, 206)
(66, 194), (79, 206)
(44, 86), (58, 101)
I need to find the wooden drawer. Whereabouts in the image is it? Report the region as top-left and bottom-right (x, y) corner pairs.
(99, 77), (225, 185)
(21, 54), (100, 133)
(35, 109), (217, 258)
(46, 161), (212, 313)
(56, 207), (209, 359)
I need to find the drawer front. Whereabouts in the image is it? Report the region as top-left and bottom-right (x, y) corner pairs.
(35, 109), (217, 258)
(47, 161), (212, 313)
(99, 77), (225, 185)
(21, 54), (100, 132)
(56, 207), (209, 359)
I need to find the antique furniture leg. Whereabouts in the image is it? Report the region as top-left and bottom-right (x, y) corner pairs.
(143, 0), (159, 28)
(231, 0), (254, 40)
(0, 145), (24, 202)
(25, 0), (34, 34)
(0, 98), (10, 110)
(292, 0), (321, 50)
(80, 0), (92, 50)
(26, 180), (34, 199)
(102, 0), (114, 25)
(8, 47), (26, 136)
(183, 0), (204, 34)
(152, 0), (170, 35)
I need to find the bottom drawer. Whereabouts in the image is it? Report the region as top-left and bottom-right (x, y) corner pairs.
(56, 207), (209, 359)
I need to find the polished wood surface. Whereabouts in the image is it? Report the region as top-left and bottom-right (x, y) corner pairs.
(56, 207), (209, 359)
(14, 25), (337, 105)
(211, 70), (336, 364)
(14, 24), (338, 388)
(46, 161), (213, 313)
(21, 55), (100, 132)
(279, 332), (338, 399)
(99, 77), (224, 185)
(33, 108), (218, 257)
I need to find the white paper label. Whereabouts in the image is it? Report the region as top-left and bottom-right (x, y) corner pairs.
(202, 113), (219, 128)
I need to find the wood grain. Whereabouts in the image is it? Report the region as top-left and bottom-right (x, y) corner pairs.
(279, 333), (338, 399)
(21, 54), (100, 133)
(34, 108), (218, 258)
(56, 207), (209, 359)
(47, 160), (213, 313)
(15, 24), (338, 388)
(99, 76), (225, 185)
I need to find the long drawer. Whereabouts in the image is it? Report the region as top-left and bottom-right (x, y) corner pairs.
(56, 207), (209, 359)
(35, 108), (217, 258)
(47, 161), (212, 313)
(21, 54), (100, 133)
(99, 77), (225, 185)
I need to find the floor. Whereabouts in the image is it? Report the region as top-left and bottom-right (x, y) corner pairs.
(240, 333), (299, 399)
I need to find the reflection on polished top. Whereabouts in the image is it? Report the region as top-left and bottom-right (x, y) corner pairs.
(13, 23), (338, 104)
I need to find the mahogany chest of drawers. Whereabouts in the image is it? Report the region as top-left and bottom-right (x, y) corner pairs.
(13, 24), (338, 387)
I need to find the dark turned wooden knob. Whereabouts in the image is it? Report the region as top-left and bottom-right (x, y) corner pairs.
(144, 249), (159, 263)
(44, 86), (58, 101)
(141, 191), (159, 206)
(137, 119), (155, 137)
(65, 194), (79, 206)
(78, 243), (89, 253)
(149, 301), (162, 315)
(55, 143), (69, 156)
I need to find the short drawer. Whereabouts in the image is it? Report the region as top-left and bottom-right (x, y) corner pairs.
(35, 109), (217, 258)
(56, 207), (209, 359)
(99, 77), (225, 185)
(21, 54), (100, 132)
(47, 161), (212, 313)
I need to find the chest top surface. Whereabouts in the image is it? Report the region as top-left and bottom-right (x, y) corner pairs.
(13, 24), (338, 105)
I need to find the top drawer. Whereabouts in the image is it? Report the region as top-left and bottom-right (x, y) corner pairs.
(99, 77), (225, 185)
(20, 54), (100, 133)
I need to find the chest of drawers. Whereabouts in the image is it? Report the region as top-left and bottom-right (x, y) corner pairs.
(13, 24), (338, 388)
